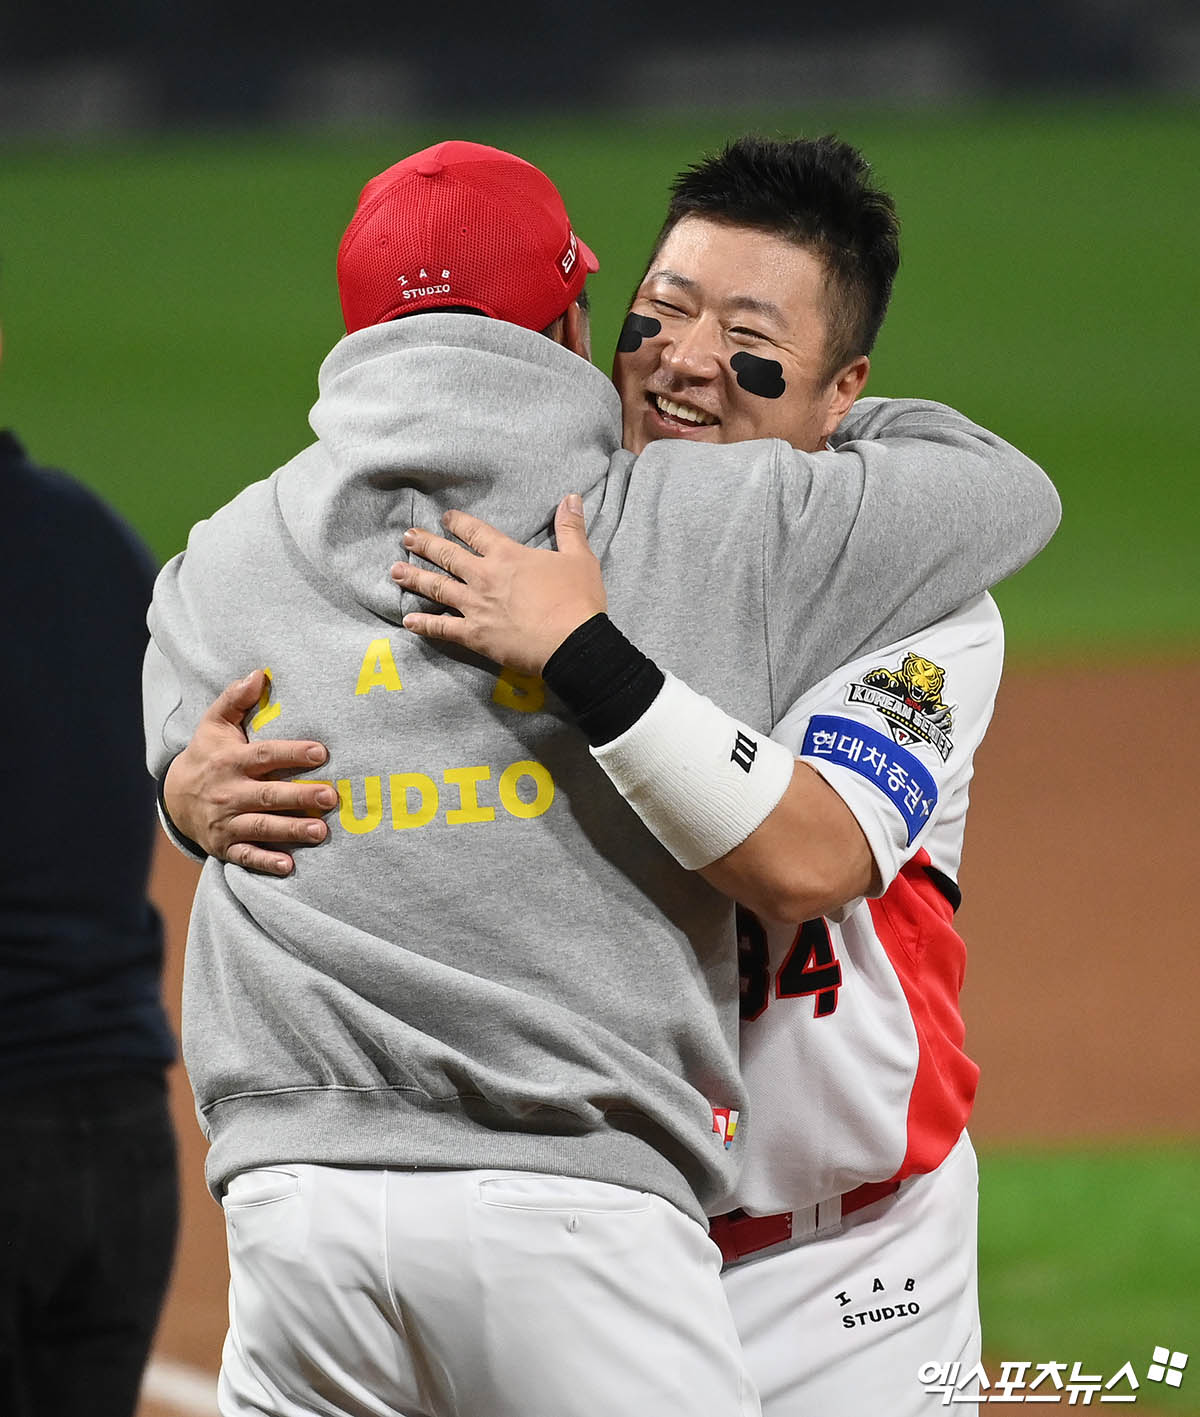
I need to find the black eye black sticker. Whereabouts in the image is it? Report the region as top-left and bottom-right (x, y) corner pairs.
(616, 313), (662, 353)
(731, 352), (786, 399)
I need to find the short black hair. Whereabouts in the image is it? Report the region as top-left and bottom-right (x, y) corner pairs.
(652, 135), (900, 379)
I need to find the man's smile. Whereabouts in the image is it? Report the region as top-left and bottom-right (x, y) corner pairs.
(648, 392), (720, 431)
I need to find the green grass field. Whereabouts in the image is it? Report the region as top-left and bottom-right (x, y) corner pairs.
(2, 101), (1198, 656)
(979, 1144), (1199, 1413)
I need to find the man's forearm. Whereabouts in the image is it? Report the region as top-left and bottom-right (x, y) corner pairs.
(700, 762), (875, 920)
(544, 614), (873, 916)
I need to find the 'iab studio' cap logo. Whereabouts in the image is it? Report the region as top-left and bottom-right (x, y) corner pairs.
(847, 651), (955, 762)
(398, 267), (453, 300)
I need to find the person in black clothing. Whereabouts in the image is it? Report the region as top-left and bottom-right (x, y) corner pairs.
(0, 338), (179, 1415)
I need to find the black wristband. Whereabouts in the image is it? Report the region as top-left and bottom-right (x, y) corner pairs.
(542, 613), (665, 747)
(157, 758), (209, 860)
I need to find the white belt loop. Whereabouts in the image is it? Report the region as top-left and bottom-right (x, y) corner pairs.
(814, 1194), (844, 1236)
(787, 1203), (822, 1241)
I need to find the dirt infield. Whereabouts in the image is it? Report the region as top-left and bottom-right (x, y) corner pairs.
(957, 661), (1199, 1141)
(138, 661), (1200, 1398)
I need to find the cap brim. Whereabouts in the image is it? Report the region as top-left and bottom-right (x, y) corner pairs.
(577, 236), (599, 273)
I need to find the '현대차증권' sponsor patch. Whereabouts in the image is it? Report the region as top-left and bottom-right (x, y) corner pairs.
(845, 651), (955, 761)
(801, 715), (938, 844)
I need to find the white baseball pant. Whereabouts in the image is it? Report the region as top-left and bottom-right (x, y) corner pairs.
(722, 1131), (981, 1416)
(217, 1163), (761, 1417)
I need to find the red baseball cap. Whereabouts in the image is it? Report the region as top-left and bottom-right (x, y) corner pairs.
(337, 140), (599, 335)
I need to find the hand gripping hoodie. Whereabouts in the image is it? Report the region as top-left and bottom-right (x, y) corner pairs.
(145, 314), (1058, 1222)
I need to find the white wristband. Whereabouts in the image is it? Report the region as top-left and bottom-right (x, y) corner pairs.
(591, 672), (795, 870)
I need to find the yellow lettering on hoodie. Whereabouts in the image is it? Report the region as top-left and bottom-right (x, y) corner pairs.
(250, 667), (281, 731)
(338, 776), (383, 834)
(498, 761), (555, 820)
(492, 668), (545, 714)
(443, 766), (495, 825)
(355, 639), (403, 696)
(390, 773), (439, 830)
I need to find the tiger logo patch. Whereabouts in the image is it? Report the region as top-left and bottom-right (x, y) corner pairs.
(847, 652), (955, 760)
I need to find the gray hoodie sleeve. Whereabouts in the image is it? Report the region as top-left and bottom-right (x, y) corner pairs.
(142, 550), (220, 861)
(143, 553), (193, 781)
(142, 529), (256, 780)
(142, 477), (288, 793)
(762, 396), (1059, 721)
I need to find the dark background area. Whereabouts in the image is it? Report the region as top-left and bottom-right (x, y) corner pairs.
(3, 1), (1198, 134)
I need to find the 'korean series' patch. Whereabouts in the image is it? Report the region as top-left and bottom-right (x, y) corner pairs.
(846, 651), (955, 761)
(801, 714), (938, 844)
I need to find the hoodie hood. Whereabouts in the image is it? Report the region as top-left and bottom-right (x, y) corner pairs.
(273, 314), (622, 623)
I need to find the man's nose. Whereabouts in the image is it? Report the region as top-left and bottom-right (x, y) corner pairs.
(661, 317), (721, 380)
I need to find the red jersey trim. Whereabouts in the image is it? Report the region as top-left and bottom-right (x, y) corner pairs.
(867, 848), (979, 1179)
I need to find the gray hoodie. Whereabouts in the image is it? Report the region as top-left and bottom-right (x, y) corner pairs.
(145, 314), (1058, 1222)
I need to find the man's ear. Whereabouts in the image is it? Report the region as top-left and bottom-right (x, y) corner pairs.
(561, 299), (592, 363)
(822, 355), (870, 439)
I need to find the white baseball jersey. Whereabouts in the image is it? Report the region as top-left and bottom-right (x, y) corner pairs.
(730, 593), (1003, 1216)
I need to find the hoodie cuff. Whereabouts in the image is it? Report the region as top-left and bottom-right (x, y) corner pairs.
(542, 613), (665, 747)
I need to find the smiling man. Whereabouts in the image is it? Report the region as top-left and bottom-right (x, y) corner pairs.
(612, 138), (1000, 1415)
(149, 137), (1053, 1416)
(619, 219), (866, 453)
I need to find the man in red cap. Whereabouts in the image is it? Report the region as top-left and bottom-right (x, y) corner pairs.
(145, 140), (1056, 1416)
(336, 141), (599, 337)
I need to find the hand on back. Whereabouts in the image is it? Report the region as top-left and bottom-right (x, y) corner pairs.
(163, 671), (335, 876)
(392, 494), (605, 677)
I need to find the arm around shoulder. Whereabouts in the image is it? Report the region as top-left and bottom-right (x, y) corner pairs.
(831, 395), (1062, 569)
(763, 397), (1059, 700)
